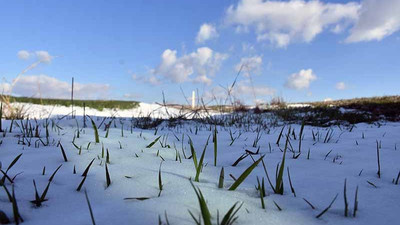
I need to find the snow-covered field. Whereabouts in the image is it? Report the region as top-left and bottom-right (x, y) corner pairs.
(1, 104), (399, 225)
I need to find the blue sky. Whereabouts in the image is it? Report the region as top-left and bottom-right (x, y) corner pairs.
(0, 0), (399, 104)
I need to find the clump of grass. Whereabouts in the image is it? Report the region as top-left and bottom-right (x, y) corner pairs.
(31, 179), (51, 207)
(256, 177), (266, 209)
(262, 132), (289, 195)
(189, 180), (242, 225)
(1, 153), (22, 184)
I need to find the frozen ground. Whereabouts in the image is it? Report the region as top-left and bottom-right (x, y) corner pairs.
(0, 104), (399, 225)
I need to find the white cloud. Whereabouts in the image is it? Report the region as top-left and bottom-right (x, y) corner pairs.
(35, 51), (53, 63)
(3, 75), (110, 99)
(225, 0), (360, 47)
(285, 69), (317, 90)
(132, 73), (161, 86)
(17, 50), (31, 60)
(194, 75), (212, 86)
(235, 56), (262, 77)
(335, 81), (347, 90)
(203, 81), (275, 103)
(235, 81), (275, 96)
(153, 47), (228, 85)
(346, 0), (400, 43)
(196, 23), (219, 43)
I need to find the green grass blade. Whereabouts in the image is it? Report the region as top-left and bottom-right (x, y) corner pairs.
(146, 136), (161, 148)
(228, 155), (264, 191)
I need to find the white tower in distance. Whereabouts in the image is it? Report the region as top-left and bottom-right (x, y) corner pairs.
(192, 91), (196, 109)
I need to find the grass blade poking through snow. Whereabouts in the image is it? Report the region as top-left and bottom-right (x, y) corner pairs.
(105, 164), (111, 188)
(12, 185), (23, 224)
(189, 180), (212, 225)
(88, 116), (99, 143)
(58, 142), (68, 162)
(213, 125), (217, 167)
(218, 167), (224, 188)
(189, 136), (198, 169)
(353, 186), (359, 217)
(228, 155), (264, 191)
(276, 126), (285, 146)
(316, 193), (339, 219)
(220, 201), (243, 225)
(158, 162), (163, 197)
(1, 153), (23, 184)
(82, 158), (96, 177)
(287, 167), (296, 197)
(298, 120), (305, 153)
(48, 164), (62, 182)
(344, 179), (348, 217)
(376, 140), (381, 178)
(77, 175), (88, 192)
(194, 135), (210, 182)
(84, 189), (96, 225)
(274, 132), (289, 195)
(146, 136), (161, 148)
(5, 153), (23, 174)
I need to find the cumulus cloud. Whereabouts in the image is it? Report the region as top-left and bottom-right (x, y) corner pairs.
(3, 75), (110, 99)
(225, 0), (360, 47)
(203, 81), (275, 104)
(196, 23), (219, 43)
(152, 47), (228, 85)
(17, 50), (31, 60)
(335, 81), (347, 90)
(193, 75), (212, 86)
(132, 73), (161, 86)
(35, 51), (53, 63)
(285, 69), (317, 90)
(235, 56), (262, 77)
(346, 0), (400, 43)
(235, 81), (275, 96)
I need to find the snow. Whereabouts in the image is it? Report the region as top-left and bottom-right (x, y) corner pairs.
(1, 104), (399, 225)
